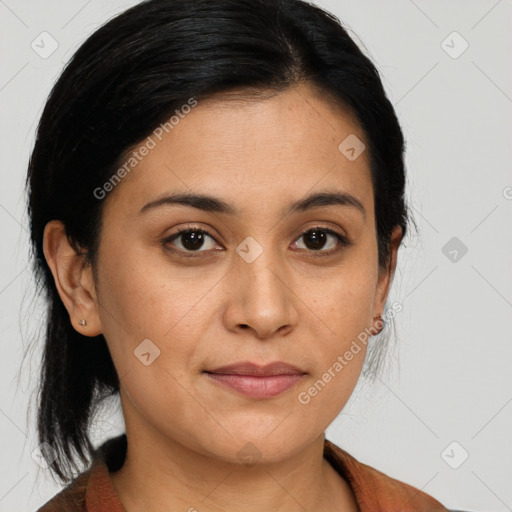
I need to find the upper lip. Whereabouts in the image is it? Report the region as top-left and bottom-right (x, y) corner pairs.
(205, 361), (306, 376)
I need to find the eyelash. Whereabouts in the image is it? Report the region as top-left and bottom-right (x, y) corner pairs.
(162, 224), (352, 259)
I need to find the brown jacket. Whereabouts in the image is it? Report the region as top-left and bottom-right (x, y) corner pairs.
(36, 434), (454, 511)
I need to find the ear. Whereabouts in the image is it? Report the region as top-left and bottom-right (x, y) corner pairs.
(42, 220), (102, 336)
(372, 225), (403, 325)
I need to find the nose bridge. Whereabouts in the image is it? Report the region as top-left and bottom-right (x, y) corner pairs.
(225, 233), (297, 338)
(236, 233), (286, 301)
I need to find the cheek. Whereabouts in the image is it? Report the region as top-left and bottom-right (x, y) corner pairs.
(96, 254), (215, 438)
(98, 242), (200, 334)
(315, 256), (378, 335)
(295, 296), (371, 427)
(96, 245), (228, 392)
(299, 256), (377, 411)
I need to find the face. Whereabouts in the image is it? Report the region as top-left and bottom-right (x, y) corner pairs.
(49, 82), (401, 464)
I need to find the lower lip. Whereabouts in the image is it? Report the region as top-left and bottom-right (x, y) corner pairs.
(204, 373), (305, 399)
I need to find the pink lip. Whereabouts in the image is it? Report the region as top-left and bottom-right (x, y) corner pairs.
(204, 361), (307, 399)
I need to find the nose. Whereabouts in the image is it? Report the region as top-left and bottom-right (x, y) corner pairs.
(222, 245), (299, 340)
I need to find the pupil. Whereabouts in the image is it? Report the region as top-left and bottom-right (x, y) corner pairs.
(304, 230), (326, 250)
(179, 230), (328, 252)
(182, 231), (204, 251)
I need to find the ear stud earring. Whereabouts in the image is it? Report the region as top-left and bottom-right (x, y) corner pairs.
(373, 314), (384, 335)
(78, 319), (87, 327)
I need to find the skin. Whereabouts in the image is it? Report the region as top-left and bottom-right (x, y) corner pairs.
(43, 81), (402, 511)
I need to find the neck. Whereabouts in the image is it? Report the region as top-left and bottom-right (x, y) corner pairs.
(109, 427), (358, 512)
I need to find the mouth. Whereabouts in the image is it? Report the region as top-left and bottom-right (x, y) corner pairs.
(203, 361), (307, 399)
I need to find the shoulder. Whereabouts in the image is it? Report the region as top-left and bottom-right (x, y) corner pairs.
(324, 438), (452, 512)
(35, 435), (126, 512)
(35, 466), (94, 512)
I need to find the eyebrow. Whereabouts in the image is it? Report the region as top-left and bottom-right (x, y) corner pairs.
(138, 190), (366, 220)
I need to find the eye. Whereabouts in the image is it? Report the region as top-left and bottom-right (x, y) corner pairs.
(162, 224), (352, 259)
(163, 227), (220, 257)
(291, 226), (352, 257)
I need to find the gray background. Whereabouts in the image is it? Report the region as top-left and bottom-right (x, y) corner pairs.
(1, 1), (511, 510)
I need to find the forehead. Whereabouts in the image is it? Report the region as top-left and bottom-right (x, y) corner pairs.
(102, 82), (373, 220)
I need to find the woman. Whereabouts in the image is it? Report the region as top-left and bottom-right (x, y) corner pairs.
(27, 0), (464, 510)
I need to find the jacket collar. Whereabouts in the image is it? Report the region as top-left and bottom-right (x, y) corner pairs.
(38, 433), (449, 511)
